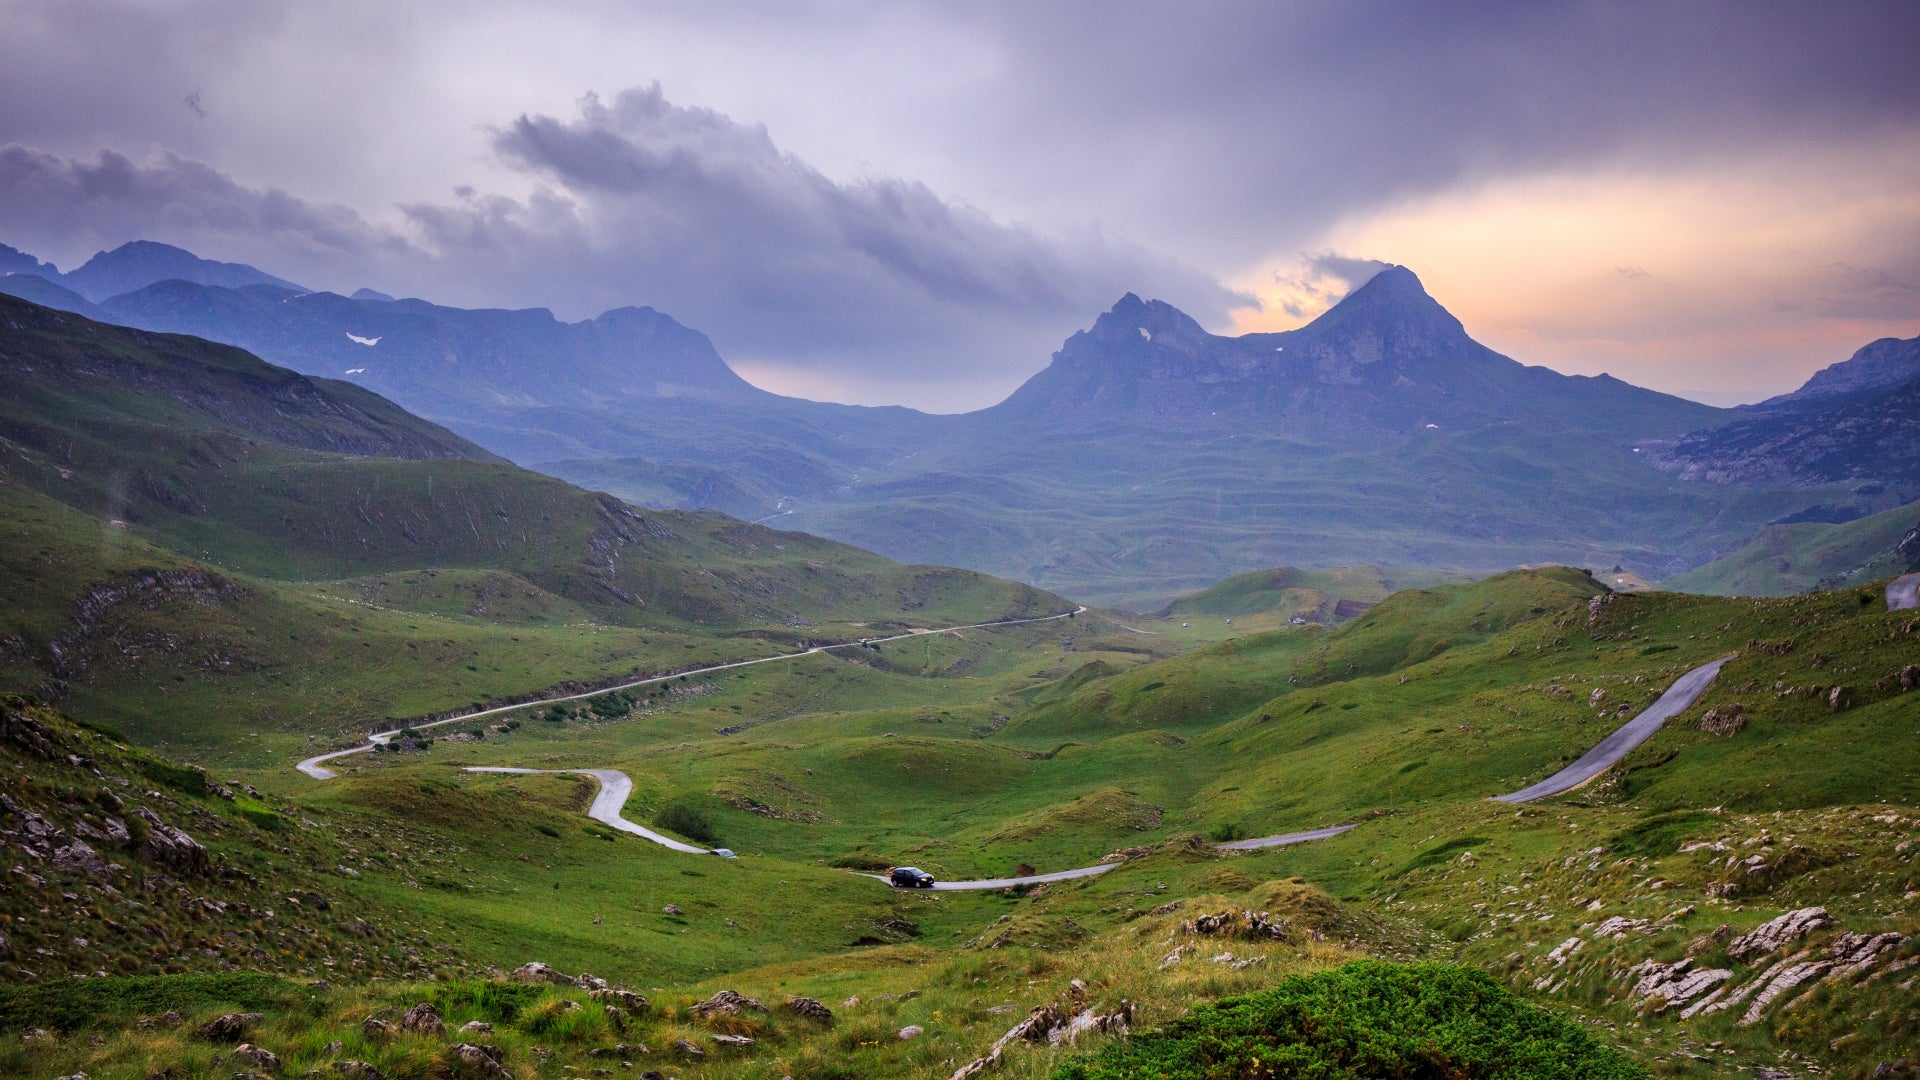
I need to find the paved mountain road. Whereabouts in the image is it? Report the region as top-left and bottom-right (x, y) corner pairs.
(1493, 656), (1732, 804)
(296, 606), (1086, 780)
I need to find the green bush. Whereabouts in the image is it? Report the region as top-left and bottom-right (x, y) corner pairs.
(1053, 960), (1646, 1080)
(654, 798), (722, 844)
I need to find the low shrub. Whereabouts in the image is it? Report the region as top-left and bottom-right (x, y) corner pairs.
(1052, 960), (1646, 1079)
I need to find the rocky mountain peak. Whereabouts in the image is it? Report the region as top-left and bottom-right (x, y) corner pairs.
(1769, 334), (1920, 405)
(1087, 292), (1214, 353)
(63, 240), (307, 302)
(1305, 265), (1468, 350)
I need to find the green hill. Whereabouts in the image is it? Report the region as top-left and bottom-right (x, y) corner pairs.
(1665, 498), (1920, 595)
(0, 294), (1059, 760)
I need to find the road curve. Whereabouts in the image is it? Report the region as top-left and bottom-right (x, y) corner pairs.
(456, 759), (1356, 888)
(296, 606), (1085, 779)
(1493, 656), (1733, 804)
(1889, 572), (1920, 611)
(464, 767), (712, 854)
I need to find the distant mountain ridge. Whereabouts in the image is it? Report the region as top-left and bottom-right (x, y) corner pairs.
(1, 239), (305, 301)
(0, 236), (1883, 604)
(1655, 333), (1920, 495)
(983, 267), (1720, 438)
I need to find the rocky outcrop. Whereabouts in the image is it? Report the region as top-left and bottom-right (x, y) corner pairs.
(785, 996), (833, 1023)
(1698, 703), (1746, 735)
(400, 1002), (444, 1035)
(509, 961), (568, 984)
(196, 1012), (260, 1043)
(1729, 907), (1831, 960)
(1183, 909), (1289, 941)
(133, 807), (209, 875)
(950, 996), (1134, 1080)
(1628, 958), (1731, 1011)
(689, 990), (765, 1019)
(448, 1043), (509, 1079)
(232, 1044), (280, 1070)
(589, 988), (648, 1013)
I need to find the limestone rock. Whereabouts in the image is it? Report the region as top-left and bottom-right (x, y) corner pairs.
(784, 996), (833, 1023)
(509, 961), (568, 984)
(400, 1002), (444, 1035)
(331, 1062), (387, 1080)
(690, 990), (765, 1018)
(1729, 907), (1830, 960)
(589, 988), (648, 1012)
(896, 1025), (924, 1039)
(458, 1021), (492, 1034)
(133, 807), (210, 875)
(197, 1013), (261, 1043)
(1698, 703), (1746, 736)
(233, 1044), (281, 1070)
(447, 1044), (508, 1079)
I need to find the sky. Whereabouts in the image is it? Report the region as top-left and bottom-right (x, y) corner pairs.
(1, 1), (1917, 411)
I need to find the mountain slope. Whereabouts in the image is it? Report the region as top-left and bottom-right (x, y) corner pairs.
(0, 293), (1060, 757)
(1663, 497), (1920, 595)
(59, 240), (307, 300)
(1656, 333), (1920, 493)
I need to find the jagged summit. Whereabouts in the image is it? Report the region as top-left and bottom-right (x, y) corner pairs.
(1087, 292), (1214, 353)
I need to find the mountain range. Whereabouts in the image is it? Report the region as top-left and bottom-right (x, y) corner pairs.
(5, 239), (1913, 604)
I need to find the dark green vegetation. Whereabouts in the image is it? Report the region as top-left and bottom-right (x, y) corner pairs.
(1054, 960), (1644, 1080)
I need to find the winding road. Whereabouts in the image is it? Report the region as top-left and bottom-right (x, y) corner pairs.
(296, 607), (1086, 780)
(298, 576), (1916, 885)
(1493, 656), (1732, 804)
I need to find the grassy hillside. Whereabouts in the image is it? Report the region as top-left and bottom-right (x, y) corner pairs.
(1665, 498), (1920, 596)
(0, 295), (1061, 762)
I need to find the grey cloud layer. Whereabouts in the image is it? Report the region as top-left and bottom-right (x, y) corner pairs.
(0, 85), (1237, 406)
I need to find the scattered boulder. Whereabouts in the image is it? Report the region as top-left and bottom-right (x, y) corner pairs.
(574, 972), (609, 992)
(509, 961), (568, 984)
(590, 988), (648, 1012)
(400, 1002), (444, 1035)
(671, 1038), (704, 1058)
(1698, 703), (1746, 736)
(447, 1043), (508, 1079)
(602, 1006), (627, 1034)
(784, 996), (833, 1023)
(458, 1021), (493, 1034)
(662, 904), (682, 915)
(197, 1013), (260, 1043)
(1729, 907), (1831, 960)
(331, 1062), (387, 1080)
(232, 1044), (280, 1071)
(21, 1027), (53, 1042)
(712, 1033), (755, 1047)
(1183, 909), (1288, 941)
(1829, 686), (1853, 711)
(1899, 665), (1920, 692)
(897, 1025), (924, 1040)
(951, 998), (1133, 1079)
(360, 1018), (393, 1038)
(49, 838), (113, 880)
(133, 808), (209, 875)
(689, 990), (766, 1018)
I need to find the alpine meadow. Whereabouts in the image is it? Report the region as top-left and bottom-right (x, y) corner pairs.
(2, 6), (1919, 1080)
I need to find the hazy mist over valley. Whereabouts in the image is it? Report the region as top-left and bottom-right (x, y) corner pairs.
(1, 5), (1918, 1079)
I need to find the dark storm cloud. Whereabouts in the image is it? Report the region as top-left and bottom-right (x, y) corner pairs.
(938, 0), (1920, 264)
(0, 144), (407, 273)
(401, 86), (1239, 381)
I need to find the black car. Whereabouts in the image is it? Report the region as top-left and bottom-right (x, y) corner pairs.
(889, 866), (935, 888)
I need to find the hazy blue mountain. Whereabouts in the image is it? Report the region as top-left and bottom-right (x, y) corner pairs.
(980, 267), (1721, 438)
(10, 237), (1865, 605)
(60, 240), (307, 300)
(0, 273), (108, 320)
(0, 242), (60, 278)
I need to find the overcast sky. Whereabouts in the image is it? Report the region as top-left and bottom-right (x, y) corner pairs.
(2, 1), (1917, 410)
